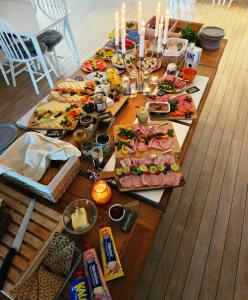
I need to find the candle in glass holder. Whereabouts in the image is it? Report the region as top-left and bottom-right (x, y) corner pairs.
(92, 180), (112, 205)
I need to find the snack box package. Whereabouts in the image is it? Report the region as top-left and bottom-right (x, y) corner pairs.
(99, 226), (124, 282)
(70, 272), (91, 300)
(83, 244), (112, 300)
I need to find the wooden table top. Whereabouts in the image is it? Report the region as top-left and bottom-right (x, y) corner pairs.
(0, 39), (226, 300)
(59, 40), (226, 300)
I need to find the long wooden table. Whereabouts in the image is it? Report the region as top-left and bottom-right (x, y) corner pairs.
(0, 40), (226, 300)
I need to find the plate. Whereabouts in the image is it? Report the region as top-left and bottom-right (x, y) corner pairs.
(201, 26), (225, 38)
(84, 72), (107, 85)
(111, 53), (135, 69)
(0, 124), (18, 153)
(81, 59), (107, 73)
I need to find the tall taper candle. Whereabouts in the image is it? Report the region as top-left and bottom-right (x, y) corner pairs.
(115, 11), (119, 47)
(155, 1), (161, 38)
(158, 16), (164, 54)
(139, 21), (145, 58)
(121, 17), (126, 54)
(138, 1), (142, 34)
(122, 2), (126, 26)
(163, 9), (170, 45)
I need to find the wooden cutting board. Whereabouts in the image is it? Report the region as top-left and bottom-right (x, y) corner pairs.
(0, 183), (63, 295)
(114, 121), (181, 159)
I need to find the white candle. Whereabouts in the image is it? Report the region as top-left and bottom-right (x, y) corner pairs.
(138, 1), (142, 34)
(158, 16), (164, 54)
(121, 17), (126, 54)
(115, 11), (119, 47)
(163, 9), (170, 45)
(155, 1), (161, 38)
(122, 2), (126, 26)
(139, 21), (145, 58)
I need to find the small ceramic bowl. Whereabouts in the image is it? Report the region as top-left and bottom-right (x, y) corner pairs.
(182, 67), (197, 82)
(108, 204), (125, 222)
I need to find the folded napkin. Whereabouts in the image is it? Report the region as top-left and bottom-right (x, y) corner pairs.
(0, 132), (80, 181)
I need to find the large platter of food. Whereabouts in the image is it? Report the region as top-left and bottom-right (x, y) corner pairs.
(114, 122), (181, 158)
(82, 58), (107, 73)
(28, 101), (82, 131)
(100, 153), (184, 192)
(147, 93), (197, 120)
(48, 80), (95, 104)
(157, 74), (186, 95)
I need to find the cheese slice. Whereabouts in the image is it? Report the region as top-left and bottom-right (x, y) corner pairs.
(35, 101), (70, 114)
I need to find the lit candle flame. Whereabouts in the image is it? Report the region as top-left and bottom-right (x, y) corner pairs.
(158, 1), (160, 9)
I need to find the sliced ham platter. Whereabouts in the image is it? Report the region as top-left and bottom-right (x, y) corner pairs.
(114, 122), (181, 159)
(100, 153), (185, 192)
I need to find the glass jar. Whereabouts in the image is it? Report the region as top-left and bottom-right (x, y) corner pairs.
(93, 93), (107, 113)
(137, 107), (149, 123)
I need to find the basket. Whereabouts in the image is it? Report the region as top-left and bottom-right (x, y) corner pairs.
(161, 38), (188, 69)
(1, 156), (81, 203)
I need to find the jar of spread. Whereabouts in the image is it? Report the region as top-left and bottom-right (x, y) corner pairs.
(93, 94), (107, 113)
(137, 107), (149, 123)
(166, 63), (177, 75)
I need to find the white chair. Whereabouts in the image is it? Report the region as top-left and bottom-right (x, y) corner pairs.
(34, 0), (81, 67)
(0, 17), (59, 94)
(0, 59), (10, 85)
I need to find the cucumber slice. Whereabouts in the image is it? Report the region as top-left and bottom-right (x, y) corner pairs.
(157, 163), (165, 171)
(132, 167), (140, 175)
(149, 165), (157, 174)
(116, 168), (123, 176)
(139, 164), (148, 173)
(123, 166), (131, 174)
(171, 163), (180, 172)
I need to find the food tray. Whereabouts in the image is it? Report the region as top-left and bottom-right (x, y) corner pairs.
(0, 183), (64, 295)
(100, 156), (185, 192)
(114, 121), (181, 158)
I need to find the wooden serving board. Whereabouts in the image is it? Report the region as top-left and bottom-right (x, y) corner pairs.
(100, 156), (185, 192)
(91, 95), (128, 119)
(0, 183), (63, 295)
(114, 121), (181, 159)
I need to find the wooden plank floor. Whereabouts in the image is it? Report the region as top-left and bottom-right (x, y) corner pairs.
(1, 1), (248, 300)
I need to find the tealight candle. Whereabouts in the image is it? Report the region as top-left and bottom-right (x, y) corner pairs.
(155, 1), (161, 38)
(122, 76), (130, 84)
(92, 180), (112, 205)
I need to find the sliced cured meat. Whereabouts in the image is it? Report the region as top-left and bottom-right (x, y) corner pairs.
(129, 139), (137, 151)
(150, 173), (164, 186)
(126, 146), (136, 154)
(158, 124), (169, 135)
(119, 175), (134, 188)
(160, 74), (174, 82)
(154, 154), (176, 165)
(149, 137), (164, 150)
(156, 95), (170, 102)
(120, 157), (133, 168)
(141, 174), (153, 186)
(158, 137), (173, 150)
(136, 141), (148, 152)
(132, 176), (143, 187)
(163, 172), (182, 186)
